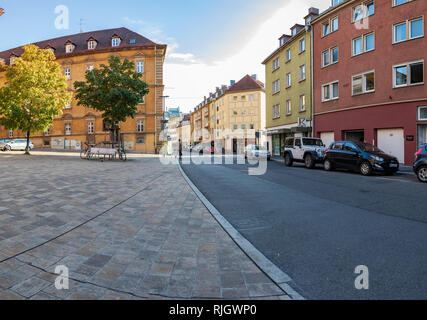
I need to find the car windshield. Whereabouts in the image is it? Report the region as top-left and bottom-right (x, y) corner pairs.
(356, 142), (383, 153)
(303, 138), (323, 146)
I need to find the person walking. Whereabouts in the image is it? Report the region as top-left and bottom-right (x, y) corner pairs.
(179, 139), (183, 161)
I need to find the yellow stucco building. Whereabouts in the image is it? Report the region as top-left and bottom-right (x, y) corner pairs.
(190, 74), (266, 151)
(262, 8), (319, 156)
(0, 27), (167, 153)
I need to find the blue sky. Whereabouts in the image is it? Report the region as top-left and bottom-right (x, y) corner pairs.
(0, 0), (330, 112)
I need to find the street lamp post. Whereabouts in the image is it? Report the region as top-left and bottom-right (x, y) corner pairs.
(157, 95), (170, 154)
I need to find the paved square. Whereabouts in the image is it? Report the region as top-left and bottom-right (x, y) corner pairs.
(0, 152), (288, 300)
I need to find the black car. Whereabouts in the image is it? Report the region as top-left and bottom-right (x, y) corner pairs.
(413, 144), (427, 183)
(324, 141), (400, 176)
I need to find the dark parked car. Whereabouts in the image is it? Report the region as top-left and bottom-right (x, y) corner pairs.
(413, 144), (427, 183)
(324, 141), (400, 176)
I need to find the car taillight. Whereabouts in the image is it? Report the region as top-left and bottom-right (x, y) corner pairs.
(416, 148), (423, 157)
(325, 149), (329, 153)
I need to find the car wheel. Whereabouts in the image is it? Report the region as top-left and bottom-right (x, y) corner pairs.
(284, 153), (293, 167)
(304, 154), (315, 169)
(6, 146), (11, 151)
(360, 161), (373, 176)
(324, 159), (333, 171)
(416, 166), (427, 183)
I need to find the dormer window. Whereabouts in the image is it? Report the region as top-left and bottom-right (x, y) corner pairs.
(88, 39), (97, 50)
(112, 37), (121, 47)
(45, 46), (55, 53)
(65, 43), (74, 53)
(9, 56), (16, 65)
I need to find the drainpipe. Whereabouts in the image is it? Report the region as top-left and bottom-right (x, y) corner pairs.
(310, 24), (315, 138)
(154, 45), (157, 153)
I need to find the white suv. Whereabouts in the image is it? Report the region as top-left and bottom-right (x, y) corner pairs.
(283, 137), (326, 169)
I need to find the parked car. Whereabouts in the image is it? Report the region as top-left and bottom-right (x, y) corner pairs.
(0, 139), (11, 151)
(245, 145), (271, 161)
(3, 139), (34, 151)
(283, 137), (326, 169)
(413, 144), (427, 183)
(324, 141), (399, 176)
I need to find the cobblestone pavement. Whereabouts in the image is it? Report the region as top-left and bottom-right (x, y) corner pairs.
(0, 153), (289, 300)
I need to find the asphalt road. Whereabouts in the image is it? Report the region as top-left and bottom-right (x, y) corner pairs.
(181, 155), (427, 300)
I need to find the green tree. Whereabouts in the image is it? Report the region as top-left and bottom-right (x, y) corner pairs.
(0, 44), (72, 154)
(74, 56), (149, 148)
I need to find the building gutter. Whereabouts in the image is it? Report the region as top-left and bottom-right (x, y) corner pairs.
(310, 24), (315, 137)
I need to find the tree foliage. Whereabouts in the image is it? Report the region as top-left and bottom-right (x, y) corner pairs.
(0, 44), (72, 153)
(74, 56), (149, 131)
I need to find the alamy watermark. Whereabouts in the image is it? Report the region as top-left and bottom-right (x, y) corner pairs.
(55, 265), (69, 290)
(354, 265), (369, 290)
(55, 5), (69, 30)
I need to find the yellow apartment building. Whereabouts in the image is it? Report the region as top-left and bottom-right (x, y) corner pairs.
(0, 27), (167, 153)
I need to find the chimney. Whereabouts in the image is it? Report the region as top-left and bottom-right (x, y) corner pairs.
(251, 74), (257, 81)
(305, 7), (319, 25)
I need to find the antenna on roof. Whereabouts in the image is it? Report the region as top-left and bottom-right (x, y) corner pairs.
(80, 19), (85, 33)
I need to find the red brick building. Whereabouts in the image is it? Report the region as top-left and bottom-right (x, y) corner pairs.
(312, 0), (427, 165)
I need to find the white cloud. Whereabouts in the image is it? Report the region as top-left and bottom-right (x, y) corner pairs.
(164, 0), (331, 113)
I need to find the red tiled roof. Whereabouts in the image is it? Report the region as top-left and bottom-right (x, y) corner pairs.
(0, 27), (164, 64)
(227, 75), (265, 93)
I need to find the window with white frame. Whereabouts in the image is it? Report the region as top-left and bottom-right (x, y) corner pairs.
(286, 73), (291, 87)
(86, 64), (94, 71)
(64, 68), (71, 80)
(299, 39), (306, 53)
(300, 65), (306, 81)
(136, 120), (144, 133)
(272, 104), (280, 119)
(112, 37), (121, 47)
(322, 47), (339, 67)
(352, 1), (374, 22)
(136, 61), (144, 73)
(88, 40), (97, 50)
(9, 56), (16, 65)
(248, 94), (255, 101)
(64, 123), (72, 135)
(322, 81), (339, 101)
(272, 57), (280, 71)
(139, 95), (145, 104)
(299, 95), (306, 111)
(393, 17), (424, 43)
(323, 17), (338, 36)
(393, 61), (424, 87)
(272, 79), (280, 94)
(352, 32), (375, 56)
(87, 121), (94, 134)
(286, 100), (292, 115)
(393, 0), (415, 7)
(64, 103), (71, 109)
(286, 49), (291, 62)
(418, 106), (427, 120)
(65, 43), (74, 53)
(352, 71), (375, 95)
(8, 130), (13, 138)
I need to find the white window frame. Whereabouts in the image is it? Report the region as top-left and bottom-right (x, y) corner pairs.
(418, 106), (427, 120)
(8, 130), (13, 138)
(352, 32), (375, 56)
(352, 1), (374, 23)
(322, 47), (339, 67)
(272, 57), (280, 71)
(112, 37), (121, 47)
(300, 65), (306, 81)
(393, 17), (424, 44)
(352, 70), (375, 95)
(299, 95), (306, 112)
(87, 121), (95, 135)
(65, 43), (74, 53)
(136, 120), (145, 133)
(393, 60), (424, 88)
(286, 100), (292, 115)
(88, 40), (97, 50)
(286, 49), (291, 62)
(273, 104), (281, 119)
(286, 73), (292, 88)
(272, 79), (280, 94)
(136, 61), (144, 73)
(64, 68), (71, 80)
(322, 81), (339, 102)
(86, 64), (94, 71)
(64, 123), (72, 136)
(299, 39), (306, 53)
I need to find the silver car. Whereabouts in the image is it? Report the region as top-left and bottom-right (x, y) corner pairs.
(245, 144), (271, 161)
(3, 139), (34, 151)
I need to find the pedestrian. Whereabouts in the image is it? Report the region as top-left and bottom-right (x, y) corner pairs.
(179, 139), (183, 160)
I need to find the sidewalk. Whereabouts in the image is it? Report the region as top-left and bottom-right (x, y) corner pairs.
(0, 153), (289, 300)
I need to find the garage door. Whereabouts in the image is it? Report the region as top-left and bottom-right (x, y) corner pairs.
(320, 132), (335, 148)
(377, 128), (404, 163)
